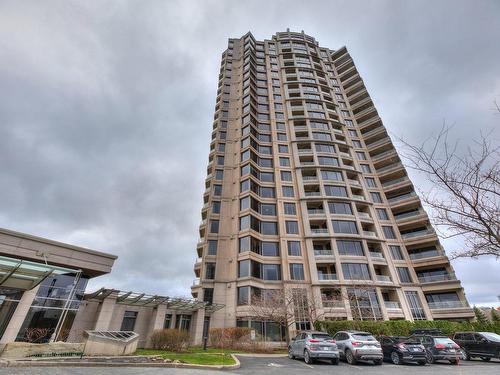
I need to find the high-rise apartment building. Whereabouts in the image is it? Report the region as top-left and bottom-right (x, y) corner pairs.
(192, 30), (473, 341)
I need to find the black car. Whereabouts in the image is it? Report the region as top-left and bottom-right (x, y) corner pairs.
(408, 332), (461, 364)
(452, 331), (500, 361)
(378, 335), (427, 365)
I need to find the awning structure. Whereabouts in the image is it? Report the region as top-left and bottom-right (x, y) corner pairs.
(0, 255), (80, 291)
(85, 288), (224, 313)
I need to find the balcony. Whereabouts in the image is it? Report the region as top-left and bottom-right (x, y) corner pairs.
(384, 301), (401, 309)
(352, 194), (365, 201)
(372, 149), (397, 161)
(418, 273), (457, 283)
(314, 249), (334, 257)
(428, 301), (468, 309)
(301, 161), (316, 166)
(302, 175), (318, 181)
(394, 209), (425, 221)
(366, 137), (391, 149)
(388, 192), (417, 204)
(382, 176), (410, 187)
(376, 162), (403, 174)
(348, 179), (360, 186)
(298, 148), (313, 154)
(401, 228), (435, 240)
(311, 228), (329, 235)
(409, 249), (446, 260)
(357, 212), (371, 219)
(305, 191), (322, 197)
(363, 231), (377, 238)
(322, 300), (345, 308)
(308, 209), (325, 215)
(318, 273), (338, 280)
(376, 275), (392, 282)
(370, 251), (384, 259)
(192, 278), (201, 286)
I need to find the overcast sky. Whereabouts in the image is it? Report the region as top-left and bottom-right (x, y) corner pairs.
(0, 0), (499, 306)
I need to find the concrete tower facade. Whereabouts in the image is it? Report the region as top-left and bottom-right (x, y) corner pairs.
(192, 30), (473, 341)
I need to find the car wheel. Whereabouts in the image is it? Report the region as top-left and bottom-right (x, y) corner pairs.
(391, 351), (401, 365)
(331, 358), (339, 365)
(373, 359), (383, 366)
(460, 349), (470, 361)
(425, 350), (435, 364)
(480, 357), (491, 362)
(288, 347), (295, 359)
(346, 349), (357, 365)
(449, 359), (459, 365)
(304, 350), (313, 364)
(417, 361), (426, 366)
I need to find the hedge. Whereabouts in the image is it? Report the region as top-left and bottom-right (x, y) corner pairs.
(314, 320), (500, 337)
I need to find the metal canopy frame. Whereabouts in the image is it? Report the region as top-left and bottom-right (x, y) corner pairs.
(85, 288), (224, 313)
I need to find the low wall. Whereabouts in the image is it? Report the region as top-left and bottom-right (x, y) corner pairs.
(0, 342), (84, 359)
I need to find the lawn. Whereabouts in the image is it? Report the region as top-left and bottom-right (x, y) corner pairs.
(135, 347), (237, 365)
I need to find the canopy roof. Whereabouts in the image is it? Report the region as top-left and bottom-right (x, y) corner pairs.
(0, 255), (80, 291)
(86, 288), (224, 313)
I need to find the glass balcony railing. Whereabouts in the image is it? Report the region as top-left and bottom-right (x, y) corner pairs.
(305, 191), (321, 196)
(308, 209), (325, 215)
(302, 176), (318, 181)
(311, 228), (329, 234)
(394, 209), (424, 220)
(318, 273), (338, 280)
(376, 275), (392, 282)
(382, 176), (410, 187)
(401, 228), (435, 239)
(363, 231), (377, 238)
(418, 273), (456, 283)
(409, 249), (445, 260)
(322, 300), (345, 308)
(314, 249), (333, 256)
(427, 301), (468, 309)
(370, 252), (384, 258)
(388, 192), (417, 203)
(384, 301), (401, 309)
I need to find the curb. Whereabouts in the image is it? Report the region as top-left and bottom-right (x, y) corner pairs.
(1, 354), (241, 370)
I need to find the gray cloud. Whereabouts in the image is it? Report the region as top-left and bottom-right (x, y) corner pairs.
(0, 0), (499, 305)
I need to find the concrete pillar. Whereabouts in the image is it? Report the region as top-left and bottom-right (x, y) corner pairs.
(93, 297), (116, 331)
(0, 286), (40, 344)
(396, 288), (413, 320)
(191, 308), (206, 345)
(145, 304), (167, 348)
(376, 288), (389, 320)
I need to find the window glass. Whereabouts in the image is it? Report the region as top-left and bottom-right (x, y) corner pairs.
(341, 263), (370, 280)
(287, 241), (301, 256)
(207, 240), (218, 255)
(283, 202), (297, 215)
(286, 221), (299, 234)
(281, 171), (292, 181)
(282, 186), (294, 197)
(329, 202), (352, 215)
(290, 264), (305, 280)
(337, 240), (364, 256)
(376, 208), (388, 220)
(332, 220), (358, 234)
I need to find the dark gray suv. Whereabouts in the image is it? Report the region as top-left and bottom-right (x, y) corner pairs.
(288, 331), (339, 364)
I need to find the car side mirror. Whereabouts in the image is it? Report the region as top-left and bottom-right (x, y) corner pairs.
(480, 338), (488, 343)
(291, 337), (296, 341)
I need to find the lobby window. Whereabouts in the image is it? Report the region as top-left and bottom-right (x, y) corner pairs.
(281, 171), (292, 182)
(283, 202), (297, 215)
(383, 226), (397, 239)
(286, 221), (299, 234)
(282, 186), (294, 197)
(212, 201), (221, 214)
(176, 315), (191, 331)
(337, 240), (364, 256)
(328, 202), (352, 215)
(397, 267), (412, 283)
(164, 314), (172, 329)
(332, 220), (358, 234)
(120, 311), (138, 331)
(210, 220), (219, 233)
(207, 240), (218, 256)
(279, 157), (290, 167)
(289, 264), (305, 280)
(370, 192), (383, 203)
(376, 208), (388, 220)
(324, 185), (347, 197)
(205, 263), (216, 279)
(389, 245), (403, 260)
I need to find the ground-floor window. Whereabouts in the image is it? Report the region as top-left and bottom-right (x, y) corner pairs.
(175, 314), (191, 331)
(236, 319), (286, 342)
(121, 311), (138, 331)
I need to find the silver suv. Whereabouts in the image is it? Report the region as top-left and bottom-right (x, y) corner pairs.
(333, 330), (383, 365)
(288, 331), (339, 364)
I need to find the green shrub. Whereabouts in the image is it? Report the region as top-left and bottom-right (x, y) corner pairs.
(149, 329), (190, 351)
(315, 320), (500, 337)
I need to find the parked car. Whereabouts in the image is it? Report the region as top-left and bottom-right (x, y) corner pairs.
(408, 331), (461, 364)
(452, 331), (500, 361)
(378, 335), (427, 365)
(333, 330), (383, 365)
(288, 331), (339, 364)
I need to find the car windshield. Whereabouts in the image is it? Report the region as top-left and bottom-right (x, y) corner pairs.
(353, 334), (376, 341)
(481, 332), (500, 342)
(311, 334), (333, 340)
(434, 338), (456, 345)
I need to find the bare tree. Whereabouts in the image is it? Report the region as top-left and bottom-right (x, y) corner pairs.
(398, 123), (500, 258)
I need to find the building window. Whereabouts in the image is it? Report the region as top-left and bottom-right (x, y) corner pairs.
(287, 241), (301, 256)
(164, 314), (172, 329)
(213, 185), (222, 196)
(281, 171), (292, 181)
(289, 264), (305, 280)
(207, 240), (218, 255)
(397, 267), (412, 283)
(342, 263), (371, 280)
(203, 288), (214, 305)
(277, 133), (287, 141)
(120, 311), (138, 331)
(352, 140), (362, 148)
(278, 144), (289, 153)
(279, 157), (290, 167)
(360, 164), (371, 173)
(216, 155), (225, 166)
(332, 220), (358, 234)
(382, 226), (396, 239)
(321, 170), (343, 181)
(286, 221), (299, 234)
(318, 156), (339, 166)
(376, 208), (388, 220)
(210, 220), (219, 233)
(215, 169), (224, 180)
(283, 202), (297, 215)
(389, 245), (403, 260)
(337, 240), (364, 256)
(282, 186), (294, 197)
(365, 177), (376, 187)
(260, 203), (276, 216)
(324, 185), (347, 197)
(370, 192), (383, 203)
(176, 314), (191, 331)
(405, 291), (426, 320)
(328, 202), (352, 215)
(212, 201), (221, 214)
(237, 286), (250, 305)
(205, 263), (216, 279)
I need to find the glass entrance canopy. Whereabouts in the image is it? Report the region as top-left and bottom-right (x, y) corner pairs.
(0, 255), (81, 291)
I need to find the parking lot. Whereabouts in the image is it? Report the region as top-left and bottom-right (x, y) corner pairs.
(1, 356), (499, 375)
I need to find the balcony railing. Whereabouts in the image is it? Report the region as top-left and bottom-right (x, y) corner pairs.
(311, 228), (329, 234)
(409, 249), (445, 260)
(302, 176), (318, 181)
(298, 148), (312, 153)
(384, 301), (401, 309)
(357, 212), (371, 219)
(394, 209), (425, 220)
(305, 191), (321, 197)
(348, 179), (360, 186)
(370, 251), (384, 258)
(352, 194), (365, 201)
(382, 176), (410, 187)
(322, 300), (345, 308)
(377, 162), (403, 174)
(401, 228), (435, 239)
(418, 273), (457, 283)
(428, 301), (468, 309)
(308, 209), (325, 215)
(301, 161), (316, 166)
(318, 273), (338, 280)
(371, 149), (396, 161)
(366, 137), (390, 149)
(387, 192), (417, 203)
(376, 275), (392, 282)
(364, 231), (377, 238)
(192, 278), (201, 286)
(314, 249), (333, 256)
